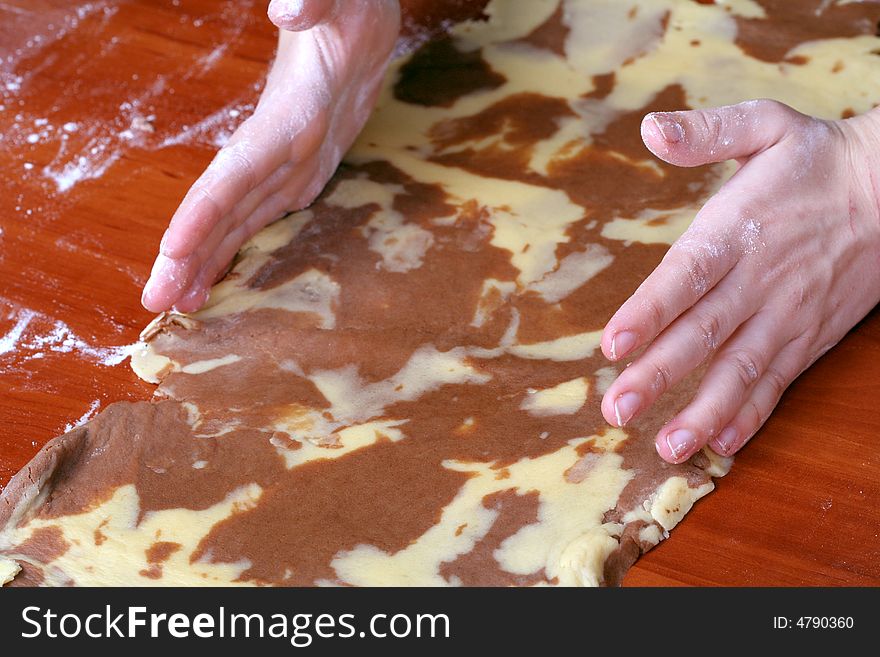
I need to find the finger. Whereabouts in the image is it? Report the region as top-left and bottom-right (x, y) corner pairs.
(150, 139), (319, 311)
(160, 102), (331, 262)
(180, 158), (319, 290)
(601, 226), (737, 362)
(141, 254), (201, 313)
(184, 160), (299, 267)
(159, 126), (292, 260)
(268, 0), (336, 31)
(601, 273), (757, 428)
(173, 187), (303, 313)
(172, 285), (210, 315)
(641, 99), (803, 168)
(708, 340), (807, 457)
(170, 153), (322, 313)
(226, 161), (297, 227)
(654, 311), (791, 464)
(173, 209), (284, 314)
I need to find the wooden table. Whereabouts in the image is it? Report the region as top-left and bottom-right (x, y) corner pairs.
(1, 0), (878, 587)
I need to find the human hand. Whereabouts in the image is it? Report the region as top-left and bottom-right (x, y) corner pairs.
(600, 100), (880, 463)
(141, 0), (400, 313)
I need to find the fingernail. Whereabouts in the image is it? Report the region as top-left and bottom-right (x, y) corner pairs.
(613, 391), (641, 427)
(665, 429), (697, 461)
(651, 113), (684, 144)
(713, 426), (738, 455)
(610, 330), (637, 360)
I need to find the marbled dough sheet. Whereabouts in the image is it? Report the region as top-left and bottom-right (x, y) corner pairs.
(2, 0), (879, 587)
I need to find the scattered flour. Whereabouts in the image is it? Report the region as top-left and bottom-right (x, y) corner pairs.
(741, 217), (764, 254)
(0, 303), (137, 369)
(2, 1), (257, 195)
(43, 137), (122, 193)
(22, 318), (137, 366)
(63, 400), (101, 433)
(0, 309), (36, 356)
(195, 43), (229, 75)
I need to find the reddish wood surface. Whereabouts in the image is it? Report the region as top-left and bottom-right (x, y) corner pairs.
(1, 0), (878, 586)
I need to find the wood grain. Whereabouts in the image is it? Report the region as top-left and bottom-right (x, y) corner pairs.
(0, 0), (877, 586)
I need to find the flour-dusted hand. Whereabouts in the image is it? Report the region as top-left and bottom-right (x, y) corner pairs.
(141, 0), (400, 313)
(601, 100), (880, 463)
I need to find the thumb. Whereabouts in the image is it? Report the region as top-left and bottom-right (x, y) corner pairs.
(268, 0), (336, 31)
(640, 99), (803, 167)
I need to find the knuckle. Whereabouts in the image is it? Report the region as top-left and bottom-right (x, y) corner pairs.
(763, 366), (790, 401)
(792, 330), (818, 356)
(725, 348), (762, 389)
(197, 186), (223, 222)
(742, 399), (763, 433)
(733, 199), (769, 229)
(753, 98), (783, 114)
(735, 198), (765, 218)
(753, 98), (792, 121)
(693, 108), (724, 147)
(638, 295), (668, 336)
(693, 307), (723, 353)
(782, 280), (812, 313)
(647, 358), (674, 396)
(674, 249), (714, 297)
(292, 113), (331, 158)
(785, 337), (816, 372)
(698, 399), (727, 437)
(233, 153), (257, 189)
